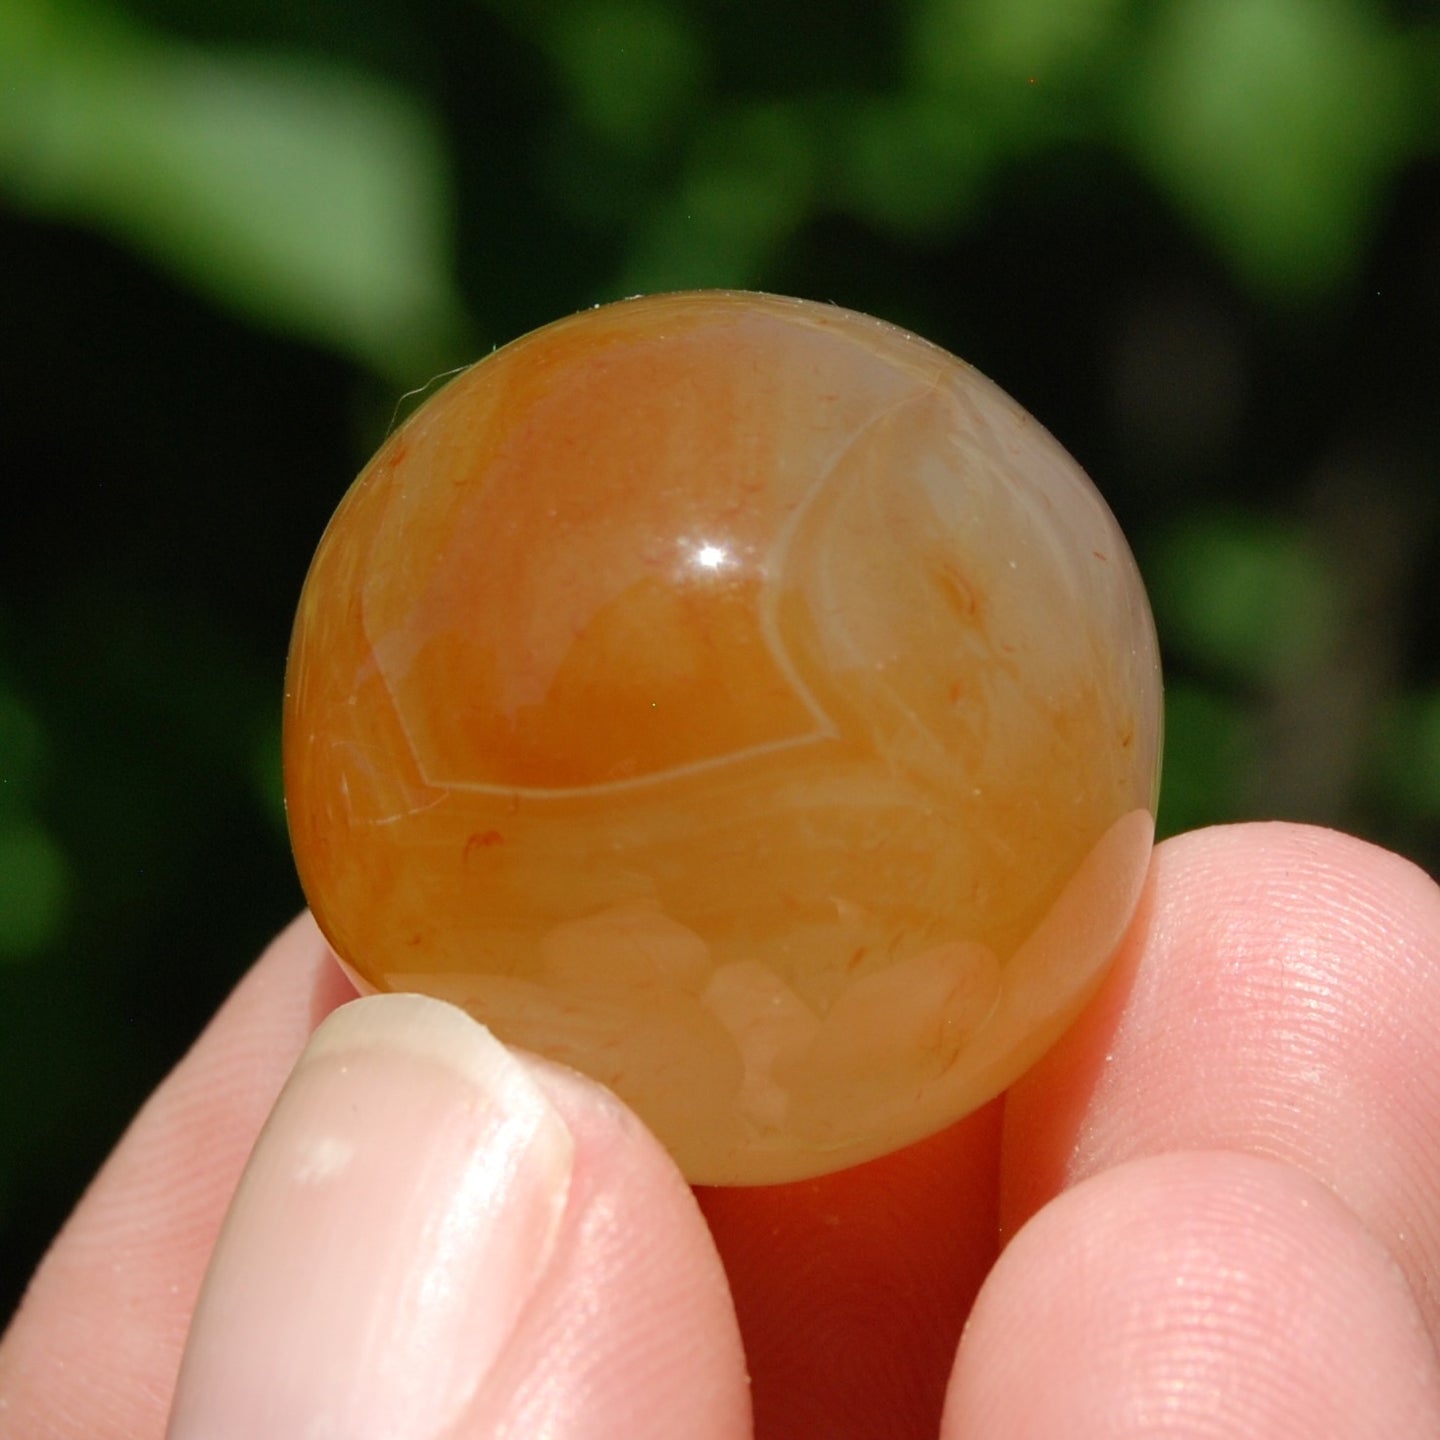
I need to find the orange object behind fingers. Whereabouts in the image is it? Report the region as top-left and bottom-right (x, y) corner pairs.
(697, 1103), (1003, 1440)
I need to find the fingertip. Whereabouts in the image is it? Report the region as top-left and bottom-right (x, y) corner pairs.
(162, 987), (750, 1440)
(948, 1150), (1440, 1439)
(1003, 822), (1440, 1346)
(459, 1050), (752, 1440)
(168, 994), (577, 1439)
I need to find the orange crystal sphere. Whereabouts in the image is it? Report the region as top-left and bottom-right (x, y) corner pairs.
(284, 292), (1162, 1184)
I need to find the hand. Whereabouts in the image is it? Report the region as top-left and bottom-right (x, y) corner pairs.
(3, 823), (1438, 1438)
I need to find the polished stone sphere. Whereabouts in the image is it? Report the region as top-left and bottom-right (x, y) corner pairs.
(284, 291), (1161, 1184)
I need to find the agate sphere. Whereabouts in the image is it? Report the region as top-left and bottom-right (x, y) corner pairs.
(284, 291), (1162, 1184)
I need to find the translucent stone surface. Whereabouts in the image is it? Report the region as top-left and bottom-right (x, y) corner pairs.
(284, 292), (1162, 1184)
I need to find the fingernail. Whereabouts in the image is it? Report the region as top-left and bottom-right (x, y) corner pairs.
(167, 994), (573, 1440)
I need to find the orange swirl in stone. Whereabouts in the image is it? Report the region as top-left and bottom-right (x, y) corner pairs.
(284, 291), (1162, 1184)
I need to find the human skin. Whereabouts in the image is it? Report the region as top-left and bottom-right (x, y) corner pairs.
(2, 822), (1439, 1438)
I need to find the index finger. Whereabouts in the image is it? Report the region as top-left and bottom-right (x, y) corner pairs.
(938, 823), (1440, 1436)
(1004, 820), (1440, 1330)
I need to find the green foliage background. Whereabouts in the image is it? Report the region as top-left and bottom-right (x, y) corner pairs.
(2, 0), (1437, 1317)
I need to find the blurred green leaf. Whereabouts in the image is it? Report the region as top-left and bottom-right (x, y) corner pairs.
(618, 102), (815, 293)
(1151, 512), (1342, 687)
(1155, 681), (1259, 836)
(912, 0), (1128, 90)
(0, 687), (49, 817)
(903, 0), (1124, 170)
(839, 94), (988, 239)
(0, 821), (70, 962)
(1127, 0), (1413, 298)
(0, 0), (466, 380)
(251, 711), (287, 836)
(547, 0), (704, 155)
(1375, 688), (1440, 819)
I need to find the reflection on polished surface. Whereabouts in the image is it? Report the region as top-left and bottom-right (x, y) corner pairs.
(284, 291), (1162, 1184)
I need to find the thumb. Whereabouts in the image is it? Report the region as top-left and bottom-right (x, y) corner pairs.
(167, 993), (747, 1440)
